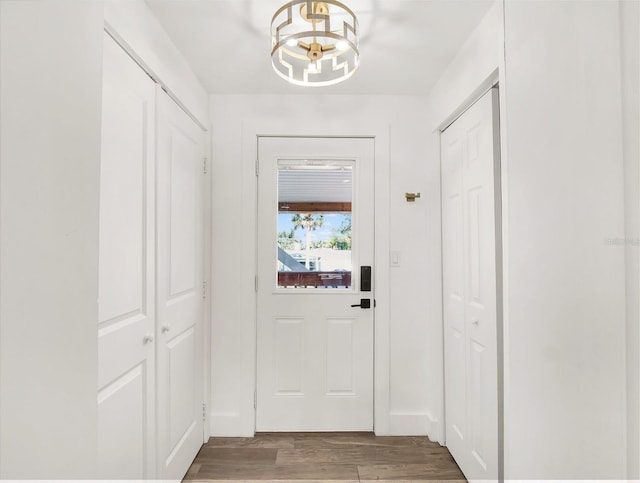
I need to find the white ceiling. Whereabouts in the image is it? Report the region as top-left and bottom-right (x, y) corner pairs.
(145, 0), (494, 95)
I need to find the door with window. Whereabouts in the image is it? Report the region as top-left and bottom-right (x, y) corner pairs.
(256, 137), (375, 431)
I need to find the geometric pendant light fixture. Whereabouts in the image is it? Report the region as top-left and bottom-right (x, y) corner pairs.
(271, 0), (359, 87)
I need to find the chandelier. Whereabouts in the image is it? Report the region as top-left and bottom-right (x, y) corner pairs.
(270, 1), (360, 87)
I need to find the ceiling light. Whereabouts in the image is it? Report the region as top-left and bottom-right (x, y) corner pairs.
(271, 1), (360, 87)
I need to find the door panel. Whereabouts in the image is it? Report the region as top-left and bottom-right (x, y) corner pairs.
(156, 89), (205, 480)
(274, 318), (305, 394)
(442, 89), (500, 480)
(326, 318), (356, 394)
(97, 364), (148, 479)
(169, 128), (198, 294)
(256, 137), (374, 431)
(469, 339), (487, 470)
(442, 124), (466, 460)
(98, 32), (156, 480)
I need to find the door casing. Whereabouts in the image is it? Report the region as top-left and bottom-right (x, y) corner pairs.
(255, 137), (375, 431)
(241, 128), (391, 435)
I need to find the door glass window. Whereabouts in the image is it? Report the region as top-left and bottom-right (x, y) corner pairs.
(276, 159), (354, 289)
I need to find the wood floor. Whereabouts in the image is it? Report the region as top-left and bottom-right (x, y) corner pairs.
(184, 432), (466, 482)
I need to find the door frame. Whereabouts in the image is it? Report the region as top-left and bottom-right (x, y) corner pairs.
(437, 73), (505, 479)
(255, 137), (376, 432)
(242, 124), (390, 434)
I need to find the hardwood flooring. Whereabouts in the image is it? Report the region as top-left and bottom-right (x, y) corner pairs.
(184, 432), (466, 482)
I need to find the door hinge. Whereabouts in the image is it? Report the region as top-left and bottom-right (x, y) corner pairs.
(202, 402), (207, 422)
(254, 275), (258, 292)
(203, 157), (208, 174)
(255, 159), (259, 177)
(254, 391), (257, 409)
(202, 281), (208, 299)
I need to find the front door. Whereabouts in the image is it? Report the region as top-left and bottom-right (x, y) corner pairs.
(256, 137), (375, 431)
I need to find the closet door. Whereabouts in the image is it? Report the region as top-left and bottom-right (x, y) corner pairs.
(442, 88), (500, 480)
(98, 32), (156, 479)
(155, 89), (205, 480)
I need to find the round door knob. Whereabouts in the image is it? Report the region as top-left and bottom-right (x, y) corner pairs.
(143, 333), (154, 344)
(471, 319), (479, 326)
(161, 324), (171, 333)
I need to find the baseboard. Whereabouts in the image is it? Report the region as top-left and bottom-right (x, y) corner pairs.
(210, 410), (441, 439)
(425, 410), (444, 445)
(387, 411), (431, 436)
(209, 412), (253, 437)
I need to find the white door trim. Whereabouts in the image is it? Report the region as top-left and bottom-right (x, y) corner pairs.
(241, 122), (391, 435)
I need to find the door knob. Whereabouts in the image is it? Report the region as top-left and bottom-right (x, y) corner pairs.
(351, 298), (371, 309)
(143, 333), (154, 344)
(161, 324), (171, 333)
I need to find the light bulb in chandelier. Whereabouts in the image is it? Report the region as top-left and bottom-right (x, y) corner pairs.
(308, 61), (320, 74)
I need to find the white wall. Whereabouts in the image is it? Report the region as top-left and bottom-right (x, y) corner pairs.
(209, 94), (431, 435)
(423, 0), (631, 478)
(621, 0), (640, 478)
(0, 1), (211, 477)
(503, 1), (627, 478)
(0, 2), (104, 478)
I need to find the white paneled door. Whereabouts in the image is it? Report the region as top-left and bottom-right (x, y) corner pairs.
(156, 89), (206, 479)
(99, 32), (205, 481)
(442, 88), (501, 480)
(98, 32), (157, 479)
(256, 137), (375, 431)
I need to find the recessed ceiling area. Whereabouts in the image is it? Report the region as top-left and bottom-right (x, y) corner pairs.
(145, 0), (495, 95)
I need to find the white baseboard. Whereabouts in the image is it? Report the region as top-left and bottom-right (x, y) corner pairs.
(387, 411), (431, 436)
(209, 412), (253, 437)
(425, 410), (444, 445)
(210, 410), (442, 439)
